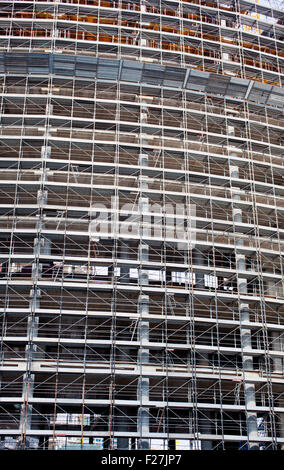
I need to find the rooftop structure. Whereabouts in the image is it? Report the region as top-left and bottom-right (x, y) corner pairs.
(0, 0), (284, 450)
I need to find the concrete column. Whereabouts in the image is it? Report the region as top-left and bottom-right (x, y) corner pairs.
(137, 234), (150, 441)
(221, 19), (231, 61)
(34, 237), (51, 258)
(278, 413), (284, 440)
(228, 117), (259, 450)
(20, 217), (51, 447)
(141, 0), (146, 13)
(193, 249), (205, 289)
(20, 372), (35, 447)
(19, 146), (51, 447)
(199, 352), (212, 450)
(20, 302), (39, 448)
(116, 245), (133, 370)
(137, 294), (150, 450)
(41, 145), (51, 160)
(271, 331), (283, 373)
(136, 100), (150, 449)
(271, 330), (284, 446)
(120, 241), (130, 283)
(116, 243), (132, 448)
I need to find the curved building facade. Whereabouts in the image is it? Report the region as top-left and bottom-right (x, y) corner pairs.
(0, 0), (284, 450)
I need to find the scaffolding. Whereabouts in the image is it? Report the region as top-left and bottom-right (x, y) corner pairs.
(0, 0), (284, 451)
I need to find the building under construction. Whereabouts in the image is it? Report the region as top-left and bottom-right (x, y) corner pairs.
(0, 0), (284, 451)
